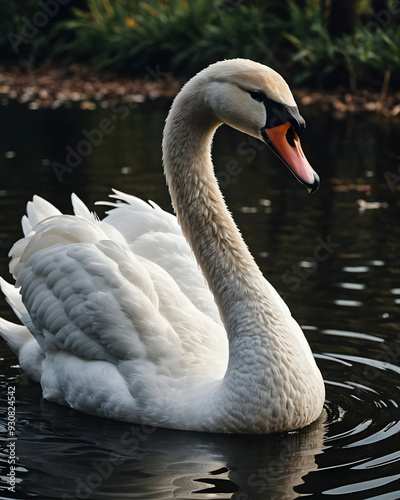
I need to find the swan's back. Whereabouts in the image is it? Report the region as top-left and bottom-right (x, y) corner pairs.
(1, 192), (228, 423)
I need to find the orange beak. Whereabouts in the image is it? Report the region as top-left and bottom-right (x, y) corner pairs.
(263, 123), (319, 193)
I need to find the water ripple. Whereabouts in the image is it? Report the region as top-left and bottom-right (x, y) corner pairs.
(337, 282), (366, 290)
(342, 266), (370, 273)
(322, 329), (384, 342)
(334, 299), (363, 307)
(354, 449), (400, 469)
(323, 474), (400, 496)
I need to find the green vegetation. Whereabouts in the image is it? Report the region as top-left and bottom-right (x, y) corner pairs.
(1, 0), (400, 95)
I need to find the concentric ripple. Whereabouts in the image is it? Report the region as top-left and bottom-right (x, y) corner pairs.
(296, 325), (400, 498)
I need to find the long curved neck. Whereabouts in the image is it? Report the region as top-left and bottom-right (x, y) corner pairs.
(162, 82), (270, 340)
(161, 79), (324, 433)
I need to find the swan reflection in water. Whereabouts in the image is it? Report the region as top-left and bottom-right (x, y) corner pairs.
(15, 382), (327, 499)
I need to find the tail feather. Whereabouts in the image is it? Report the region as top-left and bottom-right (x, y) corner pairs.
(0, 317), (33, 355)
(71, 193), (99, 222)
(0, 277), (28, 323)
(0, 278), (37, 357)
(0, 277), (42, 381)
(0, 317), (43, 382)
(22, 195), (62, 236)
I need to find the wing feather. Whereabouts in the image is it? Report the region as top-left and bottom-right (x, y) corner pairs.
(1, 193), (228, 395)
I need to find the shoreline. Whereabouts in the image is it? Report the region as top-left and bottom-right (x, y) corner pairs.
(1, 63), (399, 118)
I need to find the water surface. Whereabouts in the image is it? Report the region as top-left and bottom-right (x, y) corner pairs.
(0, 99), (399, 499)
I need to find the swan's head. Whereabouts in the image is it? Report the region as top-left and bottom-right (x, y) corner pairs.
(198, 59), (319, 192)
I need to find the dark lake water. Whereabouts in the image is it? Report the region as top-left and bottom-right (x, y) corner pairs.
(0, 97), (400, 499)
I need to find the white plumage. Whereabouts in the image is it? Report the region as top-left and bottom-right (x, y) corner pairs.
(0, 59), (324, 433)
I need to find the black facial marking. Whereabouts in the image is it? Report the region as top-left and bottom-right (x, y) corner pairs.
(248, 90), (306, 137)
(264, 97), (305, 136)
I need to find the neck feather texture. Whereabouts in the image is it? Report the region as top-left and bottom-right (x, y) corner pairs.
(161, 75), (325, 433)
(162, 83), (269, 337)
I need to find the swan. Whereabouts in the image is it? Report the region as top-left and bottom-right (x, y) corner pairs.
(0, 59), (324, 434)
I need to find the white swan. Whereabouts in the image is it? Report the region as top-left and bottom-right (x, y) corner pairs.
(0, 59), (324, 434)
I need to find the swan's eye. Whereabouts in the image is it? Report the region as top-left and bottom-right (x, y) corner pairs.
(249, 91), (264, 102)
